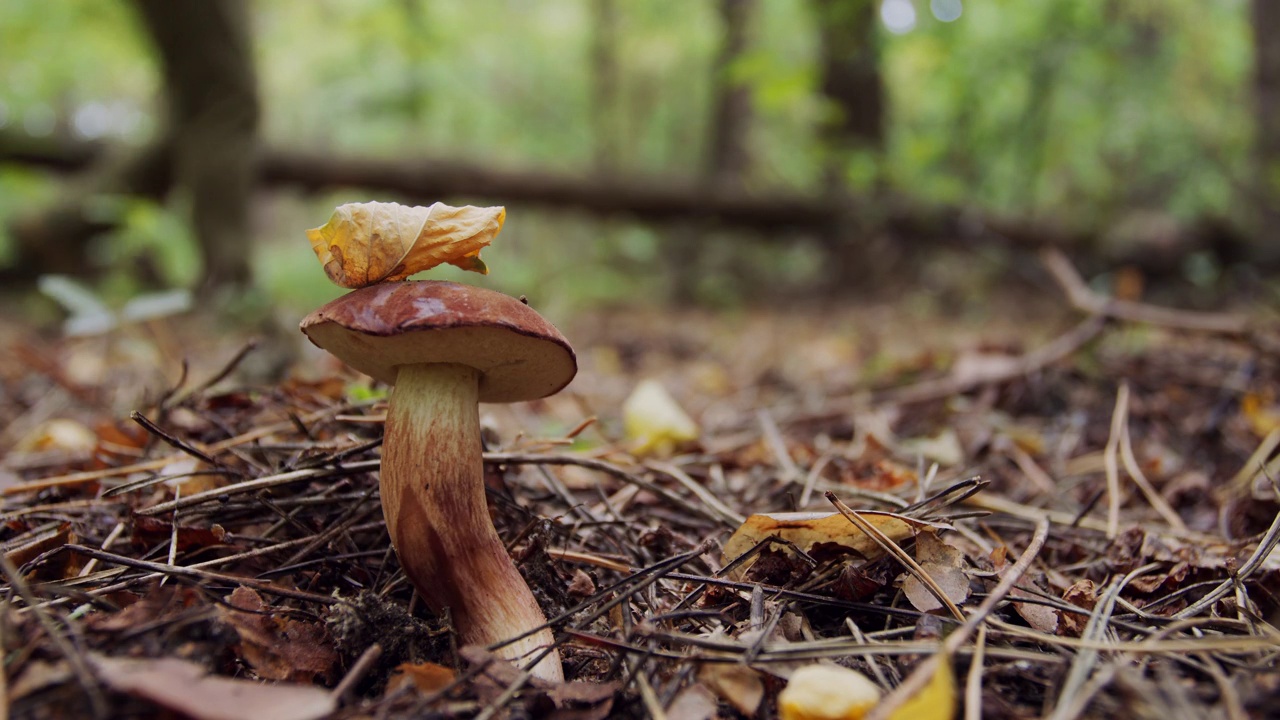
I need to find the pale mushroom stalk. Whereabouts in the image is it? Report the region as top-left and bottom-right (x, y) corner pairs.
(381, 363), (561, 680)
(301, 280), (577, 684)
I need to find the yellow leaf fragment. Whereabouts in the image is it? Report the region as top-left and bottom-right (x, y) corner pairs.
(622, 379), (700, 457)
(306, 201), (505, 288)
(778, 663), (881, 720)
(721, 510), (925, 576)
(886, 654), (955, 720)
(1242, 392), (1280, 437)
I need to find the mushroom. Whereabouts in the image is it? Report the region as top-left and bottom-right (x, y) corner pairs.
(300, 280), (576, 682)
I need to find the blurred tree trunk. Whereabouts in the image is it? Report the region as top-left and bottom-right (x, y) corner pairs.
(670, 0), (757, 303)
(812, 0), (883, 181)
(706, 0), (754, 189)
(591, 0), (621, 172)
(7, 0), (259, 296)
(809, 0), (885, 290)
(1253, 0), (1280, 264)
(396, 0), (431, 123)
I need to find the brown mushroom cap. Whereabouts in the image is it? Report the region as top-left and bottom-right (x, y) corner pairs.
(301, 281), (577, 403)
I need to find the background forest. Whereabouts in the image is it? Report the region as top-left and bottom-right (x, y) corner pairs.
(0, 0), (1271, 315)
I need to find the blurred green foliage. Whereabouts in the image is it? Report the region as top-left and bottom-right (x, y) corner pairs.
(0, 0), (1259, 309)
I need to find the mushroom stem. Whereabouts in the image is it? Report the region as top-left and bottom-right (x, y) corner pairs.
(381, 362), (563, 682)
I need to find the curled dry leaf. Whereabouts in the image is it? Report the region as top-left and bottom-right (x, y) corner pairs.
(778, 663), (882, 720)
(721, 511), (928, 577)
(1059, 579), (1099, 637)
(901, 531), (970, 613)
(307, 201), (505, 287)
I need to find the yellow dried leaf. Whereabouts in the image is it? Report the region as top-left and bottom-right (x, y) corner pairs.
(886, 654), (955, 720)
(307, 201), (505, 288)
(778, 663), (881, 720)
(721, 511), (926, 576)
(623, 379), (700, 457)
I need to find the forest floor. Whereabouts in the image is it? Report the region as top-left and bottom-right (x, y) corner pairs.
(1, 250), (1278, 719)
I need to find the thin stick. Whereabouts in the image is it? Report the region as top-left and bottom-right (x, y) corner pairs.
(176, 338), (259, 402)
(1221, 428), (1280, 501)
(63, 545), (340, 606)
(647, 461), (745, 526)
(1041, 248), (1249, 334)
(874, 315), (1106, 405)
(131, 411), (221, 468)
(1118, 401), (1187, 532)
(136, 461), (380, 516)
(485, 453), (725, 526)
(1103, 383), (1127, 539)
(799, 452), (833, 508)
(964, 626), (987, 720)
(78, 522), (126, 578)
(758, 410), (802, 484)
(330, 643), (382, 704)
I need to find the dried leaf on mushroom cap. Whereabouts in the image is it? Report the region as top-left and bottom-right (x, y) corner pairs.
(307, 201), (505, 288)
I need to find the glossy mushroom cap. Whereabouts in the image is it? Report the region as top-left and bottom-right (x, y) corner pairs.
(301, 281), (577, 402)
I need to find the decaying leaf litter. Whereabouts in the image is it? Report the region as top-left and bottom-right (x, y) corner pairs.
(1, 208), (1279, 718)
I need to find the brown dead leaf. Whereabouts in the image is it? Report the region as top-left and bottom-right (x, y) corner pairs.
(86, 584), (197, 633)
(901, 531), (970, 613)
(1059, 579), (1099, 637)
(567, 568), (596, 597)
(3, 522), (75, 571)
(546, 681), (619, 720)
(89, 653), (335, 720)
(131, 516), (227, 553)
(722, 511), (928, 577)
(220, 586), (338, 683)
(992, 546), (1058, 634)
(307, 201), (504, 287)
(387, 661), (456, 695)
(90, 420), (149, 469)
(699, 663), (764, 716)
(1009, 585), (1059, 634)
